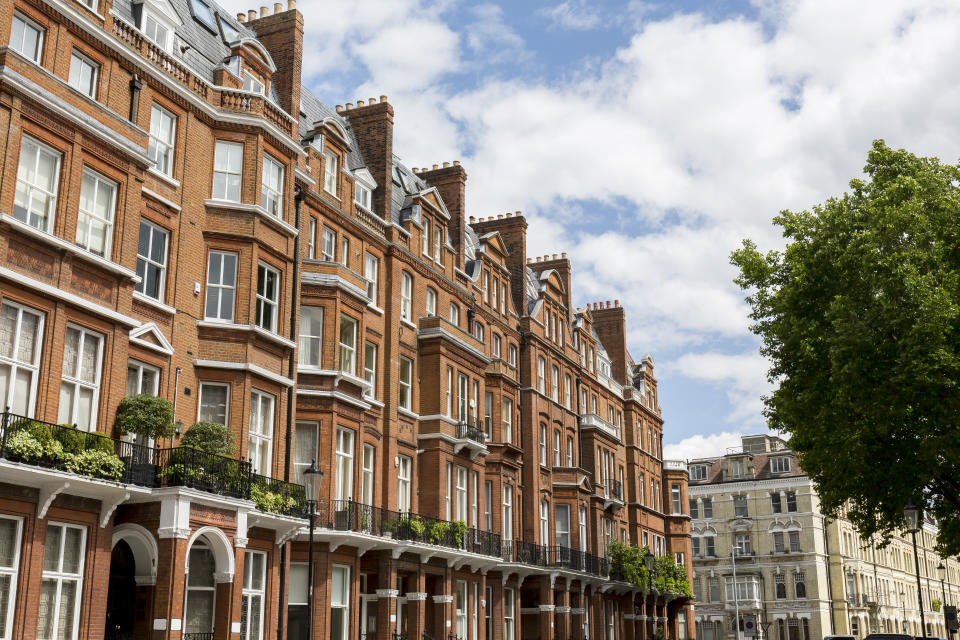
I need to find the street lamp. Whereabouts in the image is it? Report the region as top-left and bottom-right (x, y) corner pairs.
(303, 460), (324, 640)
(905, 504), (928, 639)
(646, 554), (656, 638)
(902, 590), (908, 634)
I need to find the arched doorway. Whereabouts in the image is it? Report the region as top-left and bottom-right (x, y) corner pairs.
(106, 540), (136, 640)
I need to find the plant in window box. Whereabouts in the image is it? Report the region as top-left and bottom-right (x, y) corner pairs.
(429, 520), (450, 545)
(408, 515), (426, 538)
(451, 520), (468, 548)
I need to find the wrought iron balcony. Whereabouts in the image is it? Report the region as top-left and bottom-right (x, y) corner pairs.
(456, 422), (486, 444)
(500, 541), (609, 577)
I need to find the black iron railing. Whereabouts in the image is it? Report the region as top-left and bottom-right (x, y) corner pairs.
(610, 479), (624, 501)
(456, 422), (486, 444)
(0, 410), (306, 517)
(183, 634), (214, 640)
(311, 499), (502, 558)
(500, 541), (609, 577)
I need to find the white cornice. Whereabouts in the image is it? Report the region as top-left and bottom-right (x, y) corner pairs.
(193, 359), (293, 387)
(204, 200), (298, 237)
(417, 326), (490, 364)
(296, 388), (372, 411)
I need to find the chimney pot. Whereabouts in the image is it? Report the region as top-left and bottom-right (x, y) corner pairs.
(369, 98), (376, 105)
(260, 6), (269, 17)
(552, 254), (557, 260)
(506, 212), (512, 218)
(515, 210), (521, 215)
(432, 164), (439, 170)
(345, 102), (353, 109)
(380, 95), (388, 103)
(357, 100), (365, 107)
(274, 2), (282, 13)
(237, 12), (246, 22)
(248, 10), (257, 20)
(615, 299), (620, 307)
(453, 160), (460, 166)
(527, 258), (533, 264)
(288, 0), (296, 9)
(562, 252), (567, 258)
(335, 105), (343, 112)
(497, 214), (503, 220)
(469, 216), (475, 223)
(443, 161), (450, 168)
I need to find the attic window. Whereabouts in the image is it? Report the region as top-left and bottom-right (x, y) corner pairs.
(217, 14), (240, 43)
(242, 70), (265, 95)
(190, 0), (217, 32)
(770, 456), (791, 474)
(143, 12), (172, 51)
(690, 465), (707, 481)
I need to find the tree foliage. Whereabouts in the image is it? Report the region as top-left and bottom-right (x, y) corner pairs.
(114, 394), (175, 440)
(180, 421), (234, 455)
(731, 140), (960, 555)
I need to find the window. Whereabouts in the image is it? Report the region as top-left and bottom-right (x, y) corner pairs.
(324, 152), (338, 195)
(689, 498), (699, 519)
(725, 576), (759, 603)
(771, 492), (783, 513)
(579, 505), (587, 550)
(399, 357), (412, 410)
(482, 271), (490, 303)
(334, 427), (354, 502)
(540, 500), (549, 544)
(771, 456), (791, 473)
(361, 444), (375, 505)
(492, 334), (501, 358)
(789, 531), (801, 553)
(556, 504), (570, 548)
(435, 227), (443, 265)
(702, 497), (713, 518)
(449, 303), (459, 326)
(126, 360), (159, 396)
(213, 141), (243, 201)
(135, 220), (168, 300)
(455, 580), (467, 638)
(58, 325), (102, 430)
(422, 217), (431, 257)
(735, 534), (752, 556)
(248, 389), (274, 475)
(397, 455), (411, 512)
(539, 423), (547, 465)
(485, 585), (492, 640)
(508, 344), (517, 366)
(298, 306), (323, 367)
(502, 485), (513, 538)
(76, 168), (117, 258)
(340, 237), (349, 267)
(483, 392), (493, 437)
(293, 421), (318, 485)
(0, 516), (23, 639)
(426, 288), (437, 316)
(773, 531), (785, 553)
(241, 551), (266, 640)
(261, 155), (284, 216)
(503, 588), (515, 640)
(355, 182), (371, 210)
(68, 51), (98, 98)
(242, 70), (265, 95)
(794, 572), (806, 599)
(566, 435), (574, 466)
(14, 135), (61, 232)
(731, 459), (745, 478)
(786, 491), (798, 512)
(363, 342), (377, 399)
(148, 103), (177, 176)
(364, 253), (379, 301)
(445, 367), (453, 417)
(501, 283), (508, 314)
(205, 251), (237, 322)
(564, 374), (572, 408)
(455, 466), (467, 520)
(190, 0), (216, 29)
(401, 273), (412, 321)
(143, 12), (171, 50)
(457, 373), (468, 422)
(672, 484), (682, 514)
(734, 495), (748, 517)
(474, 323), (484, 343)
(471, 471), (479, 527)
(306, 218), (317, 259)
(775, 574), (786, 599)
(484, 481), (493, 531)
(0, 301), (44, 416)
(492, 277), (498, 312)
(198, 382), (228, 425)
(708, 577), (721, 602)
(38, 524), (85, 640)
(705, 535), (716, 556)
(551, 365), (559, 401)
(339, 315), (357, 374)
(11, 13), (43, 63)
(692, 537), (701, 557)
(255, 263), (280, 332)
(502, 398), (513, 443)
(537, 357), (545, 393)
(321, 227), (336, 261)
(675, 552), (685, 565)
(330, 565), (350, 640)
(553, 430), (561, 466)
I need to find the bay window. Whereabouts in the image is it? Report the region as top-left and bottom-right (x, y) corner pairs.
(135, 220), (168, 301)
(397, 455), (411, 512)
(198, 382), (229, 425)
(205, 251), (237, 322)
(255, 263), (280, 332)
(148, 103), (176, 176)
(334, 427), (354, 503)
(298, 306), (323, 367)
(339, 314), (357, 374)
(363, 342), (377, 398)
(260, 155), (284, 216)
(212, 140), (243, 202)
(293, 421), (318, 485)
(364, 253), (378, 301)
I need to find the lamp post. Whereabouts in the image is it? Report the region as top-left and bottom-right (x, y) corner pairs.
(646, 553), (656, 639)
(902, 590), (908, 634)
(939, 562), (950, 639)
(303, 460), (323, 640)
(905, 504), (927, 639)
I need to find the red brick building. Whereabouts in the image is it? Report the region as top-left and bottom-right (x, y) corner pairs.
(0, 0), (693, 638)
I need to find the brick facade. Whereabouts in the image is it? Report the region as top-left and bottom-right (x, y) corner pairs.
(0, 0), (692, 639)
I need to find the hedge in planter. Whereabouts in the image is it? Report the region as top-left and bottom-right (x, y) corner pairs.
(180, 422), (234, 455)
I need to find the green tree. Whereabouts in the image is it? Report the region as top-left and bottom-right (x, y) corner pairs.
(731, 140), (960, 555)
(180, 422), (234, 455)
(114, 394), (175, 441)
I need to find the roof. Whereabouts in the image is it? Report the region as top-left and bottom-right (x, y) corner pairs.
(688, 447), (807, 485)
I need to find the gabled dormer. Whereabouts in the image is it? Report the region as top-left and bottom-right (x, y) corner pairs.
(133, 0), (182, 53)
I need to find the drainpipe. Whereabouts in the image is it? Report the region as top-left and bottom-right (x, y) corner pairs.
(128, 74), (142, 122)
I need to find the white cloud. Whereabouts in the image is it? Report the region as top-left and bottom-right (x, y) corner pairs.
(663, 430), (748, 461)
(669, 351), (773, 426)
(538, 0), (603, 30)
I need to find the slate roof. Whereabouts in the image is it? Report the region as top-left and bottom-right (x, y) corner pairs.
(688, 447), (806, 485)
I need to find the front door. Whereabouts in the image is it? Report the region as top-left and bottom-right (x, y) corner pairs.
(359, 595), (377, 640)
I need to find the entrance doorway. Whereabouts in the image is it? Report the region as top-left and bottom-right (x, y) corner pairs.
(105, 540), (137, 640)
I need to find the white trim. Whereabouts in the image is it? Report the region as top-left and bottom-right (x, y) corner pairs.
(296, 388), (372, 411)
(193, 359), (294, 387)
(186, 525), (235, 580)
(195, 321), (296, 349)
(0, 265), (140, 326)
(147, 165), (181, 188)
(204, 199), (298, 237)
(112, 523), (159, 585)
(133, 291), (177, 315)
(129, 322), (175, 356)
(1, 213), (139, 281)
(417, 326), (490, 364)
(294, 167), (316, 186)
(141, 186), (181, 212)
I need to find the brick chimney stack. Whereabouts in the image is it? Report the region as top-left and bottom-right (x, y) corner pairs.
(244, 2), (303, 124)
(591, 300), (629, 384)
(418, 162), (467, 271)
(527, 252), (572, 313)
(342, 98), (394, 221)
(472, 212), (527, 316)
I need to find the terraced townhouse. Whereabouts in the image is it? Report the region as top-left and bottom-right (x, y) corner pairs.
(0, 0), (693, 639)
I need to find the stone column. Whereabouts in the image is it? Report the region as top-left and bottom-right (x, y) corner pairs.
(376, 557), (399, 640)
(433, 594), (454, 639)
(556, 586), (570, 640)
(408, 569), (427, 640)
(539, 576), (555, 640)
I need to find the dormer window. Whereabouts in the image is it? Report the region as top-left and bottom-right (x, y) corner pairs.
(324, 152), (338, 196)
(690, 465), (707, 481)
(354, 182), (371, 210)
(189, 0), (217, 32)
(217, 15), (240, 43)
(143, 13), (171, 51)
(242, 70), (265, 95)
(771, 456), (791, 474)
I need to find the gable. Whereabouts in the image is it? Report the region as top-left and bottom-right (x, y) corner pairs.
(130, 322), (174, 356)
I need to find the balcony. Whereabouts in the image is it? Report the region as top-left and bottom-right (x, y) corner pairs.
(580, 413), (620, 440)
(300, 259), (373, 304)
(0, 411), (306, 518)
(500, 541), (609, 577)
(603, 479), (625, 511)
(311, 499), (502, 558)
(452, 422), (488, 457)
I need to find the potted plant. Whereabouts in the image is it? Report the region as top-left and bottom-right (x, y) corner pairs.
(179, 421), (233, 455)
(115, 394), (174, 483)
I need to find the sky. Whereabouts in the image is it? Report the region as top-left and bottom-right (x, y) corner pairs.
(218, 0), (960, 459)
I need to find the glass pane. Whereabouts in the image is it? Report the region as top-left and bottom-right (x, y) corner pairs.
(79, 333), (99, 383)
(61, 528), (83, 574)
(62, 328), (79, 377)
(0, 520), (18, 568)
(188, 547), (215, 587)
(251, 553), (264, 590)
(58, 384), (75, 425)
(0, 575), (9, 633)
(76, 388), (93, 431)
(38, 579), (56, 639)
(185, 590), (214, 633)
(0, 305), (17, 359)
(250, 594), (262, 638)
(44, 526), (62, 571)
(288, 565), (308, 605)
(57, 580), (77, 639)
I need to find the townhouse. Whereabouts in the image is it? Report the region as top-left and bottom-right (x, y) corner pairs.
(0, 0), (693, 638)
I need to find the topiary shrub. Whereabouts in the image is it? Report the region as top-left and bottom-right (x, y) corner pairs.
(89, 434), (117, 455)
(180, 422), (234, 455)
(54, 427), (86, 454)
(5, 430), (44, 461)
(115, 394), (174, 441)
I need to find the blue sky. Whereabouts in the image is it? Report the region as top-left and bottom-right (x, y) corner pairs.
(221, 0), (960, 458)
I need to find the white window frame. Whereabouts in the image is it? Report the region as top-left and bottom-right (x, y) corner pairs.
(248, 389), (274, 475)
(321, 227), (336, 261)
(307, 218), (316, 259)
(11, 12), (44, 63)
(197, 381), (229, 426)
(148, 103), (176, 176)
(354, 182), (371, 211)
(329, 565), (350, 640)
(340, 236), (349, 268)
(255, 262), (280, 333)
(556, 504), (570, 548)
(445, 366), (453, 417)
(363, 342), (377, 399)
(540, 499), (549, 545)
(76, 167), (117, 259)
(205, 251), (237, 322)
(508, 344), (517, 366)
(492, 334), (501, 359)
(0, 301), (45, 417)
(399, 356), (413, 410)
(449, 303), (459, 326)
(241, 550), (266, 640)
(539, 422), (547, 465)
(126, 359), (160, 396)
(260, 154), (284, 216)
(690, 465), (707, 481)
(298, 306), (323, 368)
(502, 485), (513, 539)
(58, 324), (103, 431)
(566, 435), (574, 467)
(484, 480), (493, 531)
(339, 314), (357, 374)
(537, 357), (545, 394)
(482, 271), (490, 303)
(422, 217), (431, 258)
(293, 421), (318, 485)
(14, 135), (61, 233)
(455, 465), (468, 521)
(456, 580), (467, 639)
(551, 365), (559, 401)
(553, 430), (561, 467)
(135, 219), (169, 301)
(242, 70), (265, 95)
(771, 456), (791, 474)
(323, 152), (339, 196)
(362, 444), (375, 505)
(142, 10), (173, 52)
(364, 253), (379, 302)
(425, 288), (437, 316)
(39, 523), (86, 640)
(334, 426), (354, 503)
(68, 50), (98, 98)
(212, 140), (243, 202)
(397, 455), (411, 513)
(0, 515), (23, 640)
(503, 587), (515, 640)
(579, 505), (587, 550)
(401, 272), (412, 321)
